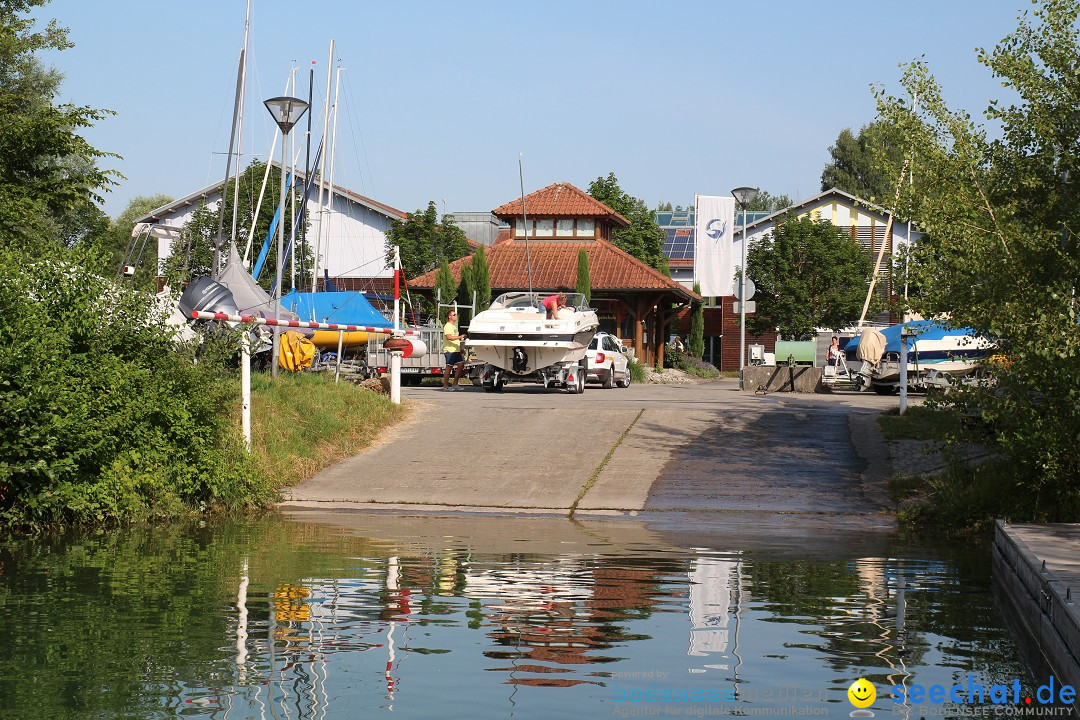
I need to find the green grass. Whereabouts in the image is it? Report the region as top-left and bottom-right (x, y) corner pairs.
(892, 459), (1028, 535)
(249, 372), (407, 485)
(877, 405), (964, 441)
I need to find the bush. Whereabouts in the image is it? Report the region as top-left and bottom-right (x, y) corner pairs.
(676, 354), (721, 379)
(627, 357), (648, 384)
(0, 248), (272, 532)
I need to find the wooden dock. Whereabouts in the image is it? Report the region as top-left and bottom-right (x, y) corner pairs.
(993, 521), (1080, 713)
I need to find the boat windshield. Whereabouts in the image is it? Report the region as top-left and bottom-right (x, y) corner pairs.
(490, 292), (589, 311)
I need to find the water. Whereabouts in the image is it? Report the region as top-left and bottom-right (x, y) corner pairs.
(0, 512), (1037, 719)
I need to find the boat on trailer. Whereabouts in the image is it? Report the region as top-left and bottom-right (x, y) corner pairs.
(466, 292), (599, 393)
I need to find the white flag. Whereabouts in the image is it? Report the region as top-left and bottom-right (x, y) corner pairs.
(694, 195), (737, 297)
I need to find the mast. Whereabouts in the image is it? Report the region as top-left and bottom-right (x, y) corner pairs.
(310, 40), (335, 305)
(518, 154), (534, 296)
(227, 0), (251, 260)
(213, 48), (246, 277)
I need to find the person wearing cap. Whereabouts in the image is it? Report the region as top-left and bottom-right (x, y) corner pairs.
(442, 309), (467, 390)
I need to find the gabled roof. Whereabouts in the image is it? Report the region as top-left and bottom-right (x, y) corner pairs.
(742, 187), (896, 232)
(408, 239), (697, 301)
(134, 162), (406, 224)
(492, 182), (631, 227)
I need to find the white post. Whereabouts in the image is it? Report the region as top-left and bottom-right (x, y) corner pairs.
(899, 326), (909, 415)
(390, 351), (402, 404)
(241, 330), (251, 451)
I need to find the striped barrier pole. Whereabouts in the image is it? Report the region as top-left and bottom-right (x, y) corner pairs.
(189, 310), (419, 336)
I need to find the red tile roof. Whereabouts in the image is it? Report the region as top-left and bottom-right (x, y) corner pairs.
(409, 239), (697, 299)
(492, 182), (630, 227)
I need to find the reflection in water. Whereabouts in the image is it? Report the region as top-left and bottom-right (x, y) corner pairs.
(0, 515), (1029, 719)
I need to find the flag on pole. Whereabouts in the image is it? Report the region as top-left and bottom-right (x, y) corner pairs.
(694, 195), (737, 297)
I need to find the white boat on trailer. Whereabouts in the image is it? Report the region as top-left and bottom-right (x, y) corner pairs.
(466, 291), (599, 393)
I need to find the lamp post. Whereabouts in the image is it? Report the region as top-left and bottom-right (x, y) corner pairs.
(731, 186), (758, 390)
(264, 96), (309, 377)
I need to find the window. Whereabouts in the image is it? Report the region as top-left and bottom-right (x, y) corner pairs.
(515, 218), (533, 237)
(556, 218), (575, 237)
(536, 219), (554, 237)
(576, 218), (595, 237)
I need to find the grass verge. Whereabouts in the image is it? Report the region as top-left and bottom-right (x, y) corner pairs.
(877, 405), (964, 441)
(249, 372), (407, 486)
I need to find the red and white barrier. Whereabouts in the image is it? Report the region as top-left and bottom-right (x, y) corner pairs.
(189, 310), (419, 336)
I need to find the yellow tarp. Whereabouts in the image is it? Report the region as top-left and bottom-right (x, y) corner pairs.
(279, 330), (316, 371)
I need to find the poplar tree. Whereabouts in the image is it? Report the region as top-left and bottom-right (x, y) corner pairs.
(576, 249), (591, 304)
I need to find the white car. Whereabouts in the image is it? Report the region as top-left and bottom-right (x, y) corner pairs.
(586, 332), (631, 388)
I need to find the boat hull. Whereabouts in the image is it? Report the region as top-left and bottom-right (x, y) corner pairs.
(466, 295), (598, 375)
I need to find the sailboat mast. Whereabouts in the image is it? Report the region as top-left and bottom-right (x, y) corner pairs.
(310, 39), (335, 307)
(228, 0), (251, 262)
(213, 48), (245, 277)
(518, 154), (534, 296)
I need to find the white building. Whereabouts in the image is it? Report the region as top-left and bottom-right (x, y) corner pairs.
(134, 165), (405, 290)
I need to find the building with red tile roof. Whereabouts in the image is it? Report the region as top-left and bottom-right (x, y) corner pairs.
(410, 182), (697, 366)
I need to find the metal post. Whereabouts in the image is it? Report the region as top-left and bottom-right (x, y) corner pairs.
(390, 351), (402, 404)
(738, 214), (747, 389)
(899, 326), (909, 415)
(271, 140), (288, 378)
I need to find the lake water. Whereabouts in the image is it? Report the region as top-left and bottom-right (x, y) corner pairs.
(0, 511), (1041, 719)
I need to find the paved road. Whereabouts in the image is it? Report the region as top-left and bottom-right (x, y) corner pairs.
(281, 377), (904, 527)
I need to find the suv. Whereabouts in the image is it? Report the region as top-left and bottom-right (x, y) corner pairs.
(586, 332), (631, 388)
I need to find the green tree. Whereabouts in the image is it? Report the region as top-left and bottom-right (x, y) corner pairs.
(576, 249), (591, 304)
(746, 215), (872, 340)
(689, 282), (705, 358)
(388, 201), (470, 280)
(457, 258), (475, 317)
(588, 173), (666, 268)
(874, 0), (1080, 518)
(0, 0), (119, 254)
(744, 190), (793, 213)
(83, 194), (172, 288)
(434, 258), (457, 325)
(471, 244), (492, 310)
(820, 121), (905, 202)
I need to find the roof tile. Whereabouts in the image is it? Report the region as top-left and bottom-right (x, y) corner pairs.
(492, 182), (630, 227)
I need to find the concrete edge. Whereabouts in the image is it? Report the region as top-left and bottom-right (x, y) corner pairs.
(847, 410), (894, 511)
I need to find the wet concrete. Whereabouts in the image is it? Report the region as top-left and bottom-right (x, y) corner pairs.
(282, 377), (903, 529)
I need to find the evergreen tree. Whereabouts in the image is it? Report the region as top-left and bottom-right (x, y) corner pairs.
(576, 249), (591, 304)
(588, 173), (666, 269)
(434, 259), (457, 325)
(689, 282), (705, 358)
(471, 244), (492, 310)
(387, 201), (469, 280)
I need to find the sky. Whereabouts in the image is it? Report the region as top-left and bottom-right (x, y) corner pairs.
(40, 0), (1032, 221)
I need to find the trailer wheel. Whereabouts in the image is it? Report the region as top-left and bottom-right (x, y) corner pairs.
(575, 358), (587, 394)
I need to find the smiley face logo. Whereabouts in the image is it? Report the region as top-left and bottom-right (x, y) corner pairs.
(847, 678), (876, 709)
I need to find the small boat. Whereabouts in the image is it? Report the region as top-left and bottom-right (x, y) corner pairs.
(466, 292), (599, 376)
(280, 289), (392, 348)
(845, 320), (994, 392)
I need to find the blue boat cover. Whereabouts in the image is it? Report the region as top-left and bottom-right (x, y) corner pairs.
(280, 290), (392, 327)
(845, 321), (984, 355)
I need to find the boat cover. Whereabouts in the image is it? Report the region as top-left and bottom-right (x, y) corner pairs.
(218, 246), (275, 316)
(280, 289), (392, 327)
(855, 328), (887, 364)
(846, 321), (988, 357)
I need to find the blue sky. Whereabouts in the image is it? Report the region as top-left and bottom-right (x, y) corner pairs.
(41, 0), (1030, 220)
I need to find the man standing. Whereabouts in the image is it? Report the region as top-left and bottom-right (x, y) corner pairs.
(442, 309), (467, 390)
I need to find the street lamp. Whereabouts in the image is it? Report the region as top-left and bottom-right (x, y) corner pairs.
(731, 186), (758, 390)
(264, 96), (309, 377)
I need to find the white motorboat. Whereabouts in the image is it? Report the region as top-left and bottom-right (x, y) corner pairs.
(846, 321), (995, 392)
(466, 292), (599, 377)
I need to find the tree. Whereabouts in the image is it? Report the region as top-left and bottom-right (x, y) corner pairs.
(434, 259), (457, 325)
(82, 194), (172, 288)
(588, 173), (666, 269)
(689, 283), (704, 358)
(387, 201), (469, 280)
(820, 121), (905, 202)
(457, 258), (474, 317)
(873, 0), (1080, 517)
(744, 190), (793, 213)
(576, 249), (591, 304)
(471, 244), (492, 310)
(0, 0), (119, 254)
(746, 215), (872, 340)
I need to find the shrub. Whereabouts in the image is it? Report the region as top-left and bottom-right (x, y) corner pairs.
(676, 354), (721, 379)
(0, 247), (272, 532)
